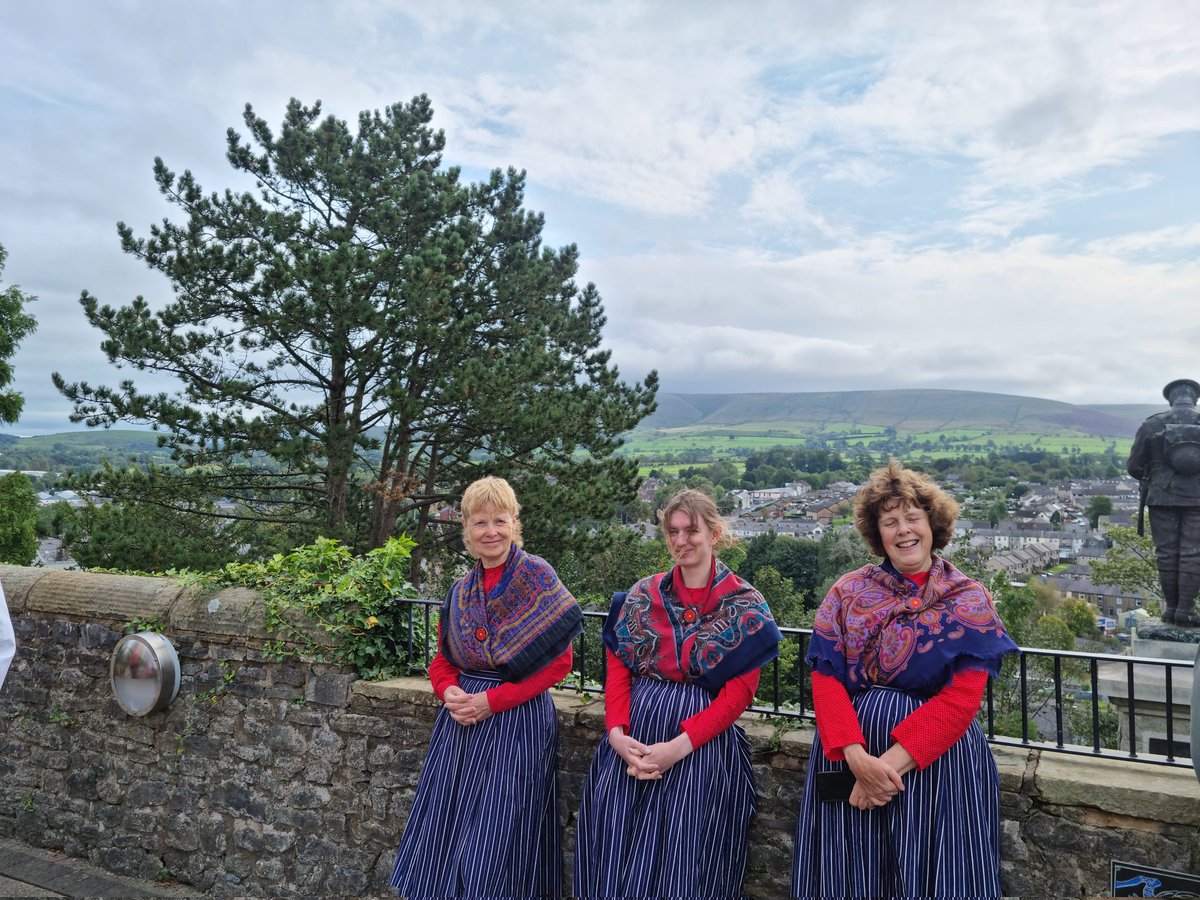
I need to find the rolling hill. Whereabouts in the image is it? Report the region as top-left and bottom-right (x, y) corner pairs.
(0, 390), (1166, 470)
(636, 390), (1159, 438)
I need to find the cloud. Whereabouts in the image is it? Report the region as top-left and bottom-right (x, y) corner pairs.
(590, 228), (1200, 403)
(0, 0), (1197, 434)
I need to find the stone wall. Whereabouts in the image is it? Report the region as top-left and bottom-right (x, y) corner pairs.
(1, 564), (1198, 898)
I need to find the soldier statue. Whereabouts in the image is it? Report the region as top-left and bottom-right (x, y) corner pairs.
(1128, 378), (1200, 627)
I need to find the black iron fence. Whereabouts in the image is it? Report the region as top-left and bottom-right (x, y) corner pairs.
(394, 598), (1195, 770)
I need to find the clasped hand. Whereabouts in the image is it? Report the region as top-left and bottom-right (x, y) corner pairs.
(844, 744), (905, 811)
(609, 727), (693, 780)
(442, 685), (492, 726)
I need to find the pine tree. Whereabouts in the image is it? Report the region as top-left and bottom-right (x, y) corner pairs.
(53, 97), (657, 576)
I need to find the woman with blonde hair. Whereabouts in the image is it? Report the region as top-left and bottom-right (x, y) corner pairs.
(575, 488), (781, 898)
(391, 476), (582, 898)
(792, 460), (1018, 898)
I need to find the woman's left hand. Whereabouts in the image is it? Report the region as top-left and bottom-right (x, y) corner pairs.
(634, 733), (694, 780)
(444, 689), (493, 726)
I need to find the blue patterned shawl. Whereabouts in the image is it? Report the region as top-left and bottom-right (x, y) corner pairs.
(603, 559), (781, 692)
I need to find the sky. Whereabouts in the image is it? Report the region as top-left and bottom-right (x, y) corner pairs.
(1, 0), (1198, 434)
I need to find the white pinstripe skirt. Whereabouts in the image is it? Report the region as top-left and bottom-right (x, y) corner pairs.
(792, 685), (1001, 899)
(574, 677), (756, 898)
(390, 671), (561, 899)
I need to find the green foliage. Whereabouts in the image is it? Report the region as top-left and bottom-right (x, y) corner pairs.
(554, 526), (672, 600)
(740, 447), (852, 490)
(0, 472), (38, 565)
(53, 95), (657, 579)
(1066, 697), (1120, 751)
(720, 541), (748, 574)
(35, 501), (73, 538)
(1085, 495), (1114, 529)
(1031, 613), (1073, 650)
(210, 535), (419, 680)
(62, 494), (265, 572)
(740, 532), (821, 607)
(1059, 598), (1098, 638)
(752, 565), (806, 627)
(1091, 525), (1162, 602)
(986, 575), (1110, 747)
(123, 614), (169, 635)
(814, 528), (873, 601)
(0, 243), (37, 425)
(48, 703), (77, 728)
(194, 660), (236, 706)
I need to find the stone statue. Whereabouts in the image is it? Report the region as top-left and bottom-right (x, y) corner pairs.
(1128, 378), (1200, 627)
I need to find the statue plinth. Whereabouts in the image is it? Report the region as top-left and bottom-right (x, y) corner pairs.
(1135, 622), (1200, 645)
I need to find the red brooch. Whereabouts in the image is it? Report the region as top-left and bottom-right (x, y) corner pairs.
(474, 627), (488, 641)
(683, 608), (698, 624)
(907, 597), (922, 610)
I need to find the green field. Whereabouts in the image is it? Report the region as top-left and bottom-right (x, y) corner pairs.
(621, 427), (1130, 460)
(4, 430), (164, 452)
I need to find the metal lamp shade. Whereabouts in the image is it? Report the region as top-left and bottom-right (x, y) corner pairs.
(110, 632), (181, 716)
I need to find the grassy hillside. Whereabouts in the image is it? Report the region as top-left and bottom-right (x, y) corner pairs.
(0, 390), (1163, 469)
(2, 430), (164, 452)
(639, 390), (1158, 434)
(0, 429), (170, 474)
(626, 390), (1160, 458)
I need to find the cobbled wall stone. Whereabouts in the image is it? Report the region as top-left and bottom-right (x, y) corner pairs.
(1, 565), (1198, 898)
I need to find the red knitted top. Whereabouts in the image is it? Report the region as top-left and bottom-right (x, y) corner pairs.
(603, 573), (761, 749)
(810, 569), (989, 769)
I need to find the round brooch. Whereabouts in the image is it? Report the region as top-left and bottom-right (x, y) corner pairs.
(683, 608), (698, 624)
(474, 627), (489, 641)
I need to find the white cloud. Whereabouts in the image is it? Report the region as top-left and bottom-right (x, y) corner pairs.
(1, 0), (1198, 433)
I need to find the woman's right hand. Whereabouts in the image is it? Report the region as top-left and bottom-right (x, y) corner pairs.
(609, 726), (657, 778)
(843, 743), (904, 809)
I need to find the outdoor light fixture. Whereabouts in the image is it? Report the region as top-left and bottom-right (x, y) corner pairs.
(110, 631), (180, 716)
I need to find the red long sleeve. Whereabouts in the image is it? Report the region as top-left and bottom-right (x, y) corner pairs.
(811, 669), (989, 769)
(485, 646), (573, 713)
(890, 668), (988, 769)
(604, 649), (759, 749)
(679, 668), (760, 749)
(811, 671), (867, 761)
(428, 623), (462, 701)
(428, 621), (573, 711)
(604, 649), (633, 733)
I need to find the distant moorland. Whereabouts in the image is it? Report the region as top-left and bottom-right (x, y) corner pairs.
(621, 389), (1160, 458)
(0, 389), (1164, 474)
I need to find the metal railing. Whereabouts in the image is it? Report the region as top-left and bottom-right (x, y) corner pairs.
(394, 598), (1195, 770)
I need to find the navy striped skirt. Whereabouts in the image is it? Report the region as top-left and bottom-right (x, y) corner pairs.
(574, 678), (756, 898)
(390, 671), (561, 899)
(792, 686), (1001, 899)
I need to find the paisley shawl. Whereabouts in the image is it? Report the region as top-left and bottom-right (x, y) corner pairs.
(441, 545), (582, 682)
(603, 559), (781, 692)
(808, 556), (1017, 697)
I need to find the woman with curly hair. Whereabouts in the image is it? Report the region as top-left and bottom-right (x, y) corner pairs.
(792, 460), (1018, 898)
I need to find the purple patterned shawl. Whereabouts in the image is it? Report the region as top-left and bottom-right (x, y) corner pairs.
(441, 545), (582, 682)
(808, 556), (1017, 698)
